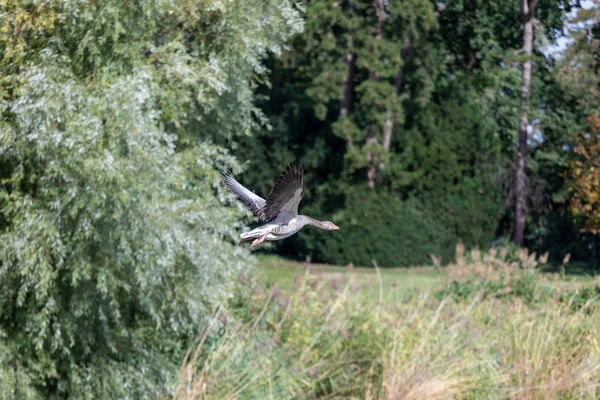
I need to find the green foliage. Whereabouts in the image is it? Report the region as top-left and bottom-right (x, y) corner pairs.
(0, 0), (302, 397)
(295, 188), (455, 267)
(560, 283), (600, 314)
(1, 62), (240, 397)
(392, 81), (507, 250)
(207, 0), (600, 273)
(1, 0), (598, 396)
(303, 0), (439, 177)
(443, 269), (554, 305)
(439, 246), (557, 305)
(174, 273), (388, 399)
(487, 237), (525, 261)
(242, 0), (598, 269)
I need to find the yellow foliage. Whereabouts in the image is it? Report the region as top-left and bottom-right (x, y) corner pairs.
(0, 0), (62, 99)
(0, 1), (60, 56)
(569, 112), (600, 234)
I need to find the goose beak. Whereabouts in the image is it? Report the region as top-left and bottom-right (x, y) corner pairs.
(332, 224), (339, 230)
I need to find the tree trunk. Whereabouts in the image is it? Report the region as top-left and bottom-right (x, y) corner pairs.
(380, 46), (410, 169)
(514, 0), (537, 246)
(340, 39), (356, 119)
(340, 30), (356, 149)
(366, 127), (377, 189)
(592, 234), (597, 268)
(366, 0), (384, 189)
(373, 0), (383, 38)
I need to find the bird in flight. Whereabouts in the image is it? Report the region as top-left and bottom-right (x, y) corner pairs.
(223, 164), (339, 247)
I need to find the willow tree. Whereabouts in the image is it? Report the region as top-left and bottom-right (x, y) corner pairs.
(0, 0), (301, 397)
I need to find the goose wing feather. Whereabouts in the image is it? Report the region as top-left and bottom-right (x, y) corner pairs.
(223, 173), (268, 220)
(260, 164), (304, 221)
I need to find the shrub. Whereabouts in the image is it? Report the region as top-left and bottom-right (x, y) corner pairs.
(0, 59), (246, 399)
(440, 244), (554, 305)
(559, 283), (600, 314)
(296, 188), (455, 267)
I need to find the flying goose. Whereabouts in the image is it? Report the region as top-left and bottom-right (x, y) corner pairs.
(223, 164), (339, 247)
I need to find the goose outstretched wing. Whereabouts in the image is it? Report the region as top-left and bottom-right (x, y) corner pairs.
(223, 173), (267, 220)
(259, 164), (304, 221)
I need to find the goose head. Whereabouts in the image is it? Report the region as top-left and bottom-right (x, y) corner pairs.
(322, 221), (339, 231)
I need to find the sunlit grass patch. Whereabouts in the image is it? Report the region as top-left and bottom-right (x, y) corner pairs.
(499, 304), (600, 399)
(255, 254), (440, 304)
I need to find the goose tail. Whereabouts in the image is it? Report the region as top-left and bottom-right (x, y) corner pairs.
(240, 231), (252, 239)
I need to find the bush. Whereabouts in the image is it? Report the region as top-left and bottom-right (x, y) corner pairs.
(296, 188), (455, 267)
(439, 244), (554, 305)
(0, 0), (302, 397)
(419, 177), (505, 252)
(393, 89), (506, 252)
(0, 59), (246, 399)
(559, 283), (600, 314)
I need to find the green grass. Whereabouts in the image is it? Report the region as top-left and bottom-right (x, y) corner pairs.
(176, 250), (600, 399)
(255, 255), (441, 304)
(540, 260), (600, 278)
(255, 254), (598, 304)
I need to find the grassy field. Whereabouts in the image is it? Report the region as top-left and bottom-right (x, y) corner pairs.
(175, 248), (600, 399)
(255, 254), (595, 303)
(255, 255), (441, 304)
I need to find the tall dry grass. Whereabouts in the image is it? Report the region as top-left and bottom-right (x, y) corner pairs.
(169, 246), (600, 400)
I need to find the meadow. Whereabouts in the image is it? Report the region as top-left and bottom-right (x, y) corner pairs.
(173, 246), (600, 399)
(255, 255), (440, 303)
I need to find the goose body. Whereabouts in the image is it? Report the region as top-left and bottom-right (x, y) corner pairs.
(223, 164), (339, 247)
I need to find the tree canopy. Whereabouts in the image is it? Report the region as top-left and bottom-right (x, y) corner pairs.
(235, 0), (593, 266)
(0, 0), (301, 397)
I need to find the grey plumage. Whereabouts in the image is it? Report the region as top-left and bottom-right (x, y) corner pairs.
(260, 164), (304, 221)
(223, 164), (337, 247)
(222, 173), (267, 219)
(223, 164), (304, 222)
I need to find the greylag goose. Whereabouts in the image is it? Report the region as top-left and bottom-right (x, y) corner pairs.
(223, 164), (339, 247)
